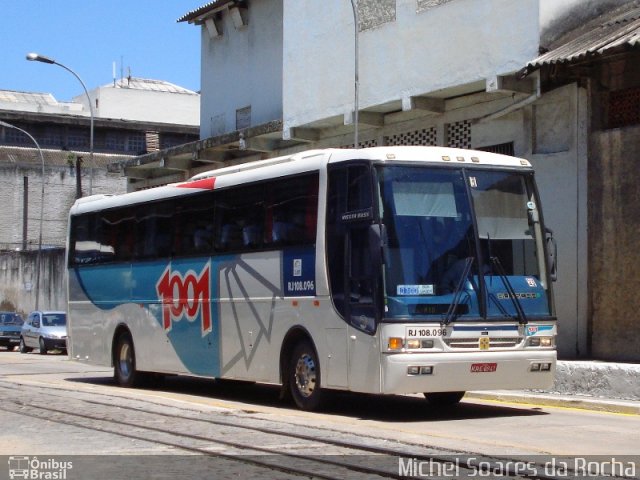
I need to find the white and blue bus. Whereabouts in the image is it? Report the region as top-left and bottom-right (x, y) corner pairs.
(67, 147), (557, 410)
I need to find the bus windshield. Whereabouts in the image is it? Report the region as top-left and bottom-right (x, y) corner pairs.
(377, 165), (551, 321)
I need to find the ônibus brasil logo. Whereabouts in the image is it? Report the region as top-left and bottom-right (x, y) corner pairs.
(156, 263), (212, 336)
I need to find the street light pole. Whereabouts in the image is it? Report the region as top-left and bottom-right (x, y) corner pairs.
(349, 0), (360, 148)
(0, 120), (45, 310)
(26, 53), (94, 195)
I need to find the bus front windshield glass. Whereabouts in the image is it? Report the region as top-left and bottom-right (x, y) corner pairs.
(377, 165), (551, 321)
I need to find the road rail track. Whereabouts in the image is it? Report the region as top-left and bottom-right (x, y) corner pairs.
(0, 380), (634, 480)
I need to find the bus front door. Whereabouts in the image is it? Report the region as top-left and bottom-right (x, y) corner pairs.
(346, 226), (381, 393)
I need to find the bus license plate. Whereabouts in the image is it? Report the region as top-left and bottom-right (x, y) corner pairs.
(406, 327), (448, 338)
(470, 363), (497, 373)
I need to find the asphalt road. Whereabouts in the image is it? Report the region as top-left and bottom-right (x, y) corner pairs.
(0, 351), (638, 479)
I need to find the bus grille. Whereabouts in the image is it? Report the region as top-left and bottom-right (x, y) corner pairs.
(444, 337), (523, 349)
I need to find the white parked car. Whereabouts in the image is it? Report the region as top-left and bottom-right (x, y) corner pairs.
(20, 311), (67, 355)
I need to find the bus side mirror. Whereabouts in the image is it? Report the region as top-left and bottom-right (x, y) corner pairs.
(545, 227), (557, 282)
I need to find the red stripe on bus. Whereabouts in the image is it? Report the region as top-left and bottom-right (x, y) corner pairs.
(177, 177), (216, 190)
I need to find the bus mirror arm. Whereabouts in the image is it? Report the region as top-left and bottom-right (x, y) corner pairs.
(545, 227), (557, 282)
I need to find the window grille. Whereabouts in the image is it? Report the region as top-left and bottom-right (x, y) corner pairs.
(477, 142), (514, 156)
(385, 127), (437, 146)
(608, 87), (640, 129)
(447, 120), (471, 149)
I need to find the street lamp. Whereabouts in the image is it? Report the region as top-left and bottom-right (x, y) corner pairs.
(349, 0), (359, 148)
(0, 120), (45, 310)
(26, 52), (94, 195)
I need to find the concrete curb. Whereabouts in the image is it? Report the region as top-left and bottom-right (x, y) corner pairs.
(466, 361), (640, 414)
(467, 391), (640, 415)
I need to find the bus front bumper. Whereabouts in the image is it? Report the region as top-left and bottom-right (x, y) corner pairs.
(381, 350), (556, 394)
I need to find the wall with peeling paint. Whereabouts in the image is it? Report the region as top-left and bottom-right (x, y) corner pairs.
(0, 249), (66, 315)
(0, 164), (126, 250)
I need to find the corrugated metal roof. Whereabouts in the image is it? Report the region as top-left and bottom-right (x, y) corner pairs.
(111, 77), (198, 95)
(178, 0), (237, 23)
(527, 7), (640, 71)
(0, 90), (58, 106)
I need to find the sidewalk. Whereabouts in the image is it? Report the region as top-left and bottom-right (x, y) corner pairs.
(469, 361), (640, 414)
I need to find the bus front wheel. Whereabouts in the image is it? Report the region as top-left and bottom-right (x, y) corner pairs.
(114, 331), (139, 387)
(423, 391), (465, 407)
(288, 341), (324, 411)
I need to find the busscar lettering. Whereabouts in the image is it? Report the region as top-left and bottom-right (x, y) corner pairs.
(156, 263), (212, 336)
(497, 292), (540, 300)
(341, 209), (371, 222)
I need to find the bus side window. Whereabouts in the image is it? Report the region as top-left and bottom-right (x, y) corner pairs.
(265, 173), (318, 248)
(174, 193), (214, 257)
(214, 185), (265, 253)
(134, 201), (174, 260)
(99, 210), (134, 263)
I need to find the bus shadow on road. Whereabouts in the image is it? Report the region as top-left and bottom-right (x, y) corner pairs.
(67, 374), (548, 423)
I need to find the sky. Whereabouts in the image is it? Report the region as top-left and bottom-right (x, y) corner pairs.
(1, 1), (203, 101)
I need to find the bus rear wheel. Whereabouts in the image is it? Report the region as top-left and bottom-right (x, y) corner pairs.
(114, 331), (139, 387)
(424, 391), (465, 407)
(289, 341), (324, 411)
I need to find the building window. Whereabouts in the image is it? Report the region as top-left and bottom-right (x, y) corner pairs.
(607, 87), (640, 129)
(4, 127), (30, 146)
(477, 142), (515, 156)
(41, 126), (64, 148)
(236, 106), (251, 130)
(66, 128), (89, 149)
(105, 132), (125, 152)
(127, 133), (146, 153)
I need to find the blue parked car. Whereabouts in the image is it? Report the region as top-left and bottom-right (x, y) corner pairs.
(0, 312), (24, 351)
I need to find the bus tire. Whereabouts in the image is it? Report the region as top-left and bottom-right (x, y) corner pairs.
(424, 391), (465, 407)
(113, 331), (139, 387)
(289, 340), (324, 411)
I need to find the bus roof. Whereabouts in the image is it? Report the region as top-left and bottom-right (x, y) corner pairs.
(70, 146), (532, 215)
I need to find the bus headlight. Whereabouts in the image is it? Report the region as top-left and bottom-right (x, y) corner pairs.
(388, 337), (404, 351)
(527, 336), (554, 347)
(406, 339), (435, 350)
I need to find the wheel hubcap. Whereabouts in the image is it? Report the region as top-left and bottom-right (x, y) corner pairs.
(294, 353), (316, 398)
(118, 343), (132, 378)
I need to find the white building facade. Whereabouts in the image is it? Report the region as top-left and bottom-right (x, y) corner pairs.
(169, 0), (630, 358)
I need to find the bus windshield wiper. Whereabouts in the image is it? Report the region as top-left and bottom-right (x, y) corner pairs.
(490, 256), (528, 325)
(442, 256), (474, 326)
